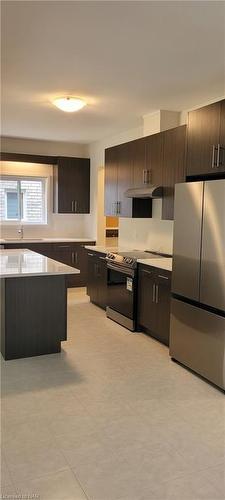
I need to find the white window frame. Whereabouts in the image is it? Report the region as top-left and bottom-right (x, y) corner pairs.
(0, 175), (48, 225)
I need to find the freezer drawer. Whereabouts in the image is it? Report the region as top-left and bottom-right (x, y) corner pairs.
(170, 298), (225, 390)
(172, 182), (203, 301)
(200, 179), (225, 312)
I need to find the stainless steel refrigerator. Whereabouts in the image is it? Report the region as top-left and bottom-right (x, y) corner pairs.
(170, 179), (225, 390)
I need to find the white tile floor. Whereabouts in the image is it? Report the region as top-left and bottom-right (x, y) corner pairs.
(1, 287), (225, 500)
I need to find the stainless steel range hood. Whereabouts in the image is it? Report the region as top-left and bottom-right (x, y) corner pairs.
(125, 185), (163, 199)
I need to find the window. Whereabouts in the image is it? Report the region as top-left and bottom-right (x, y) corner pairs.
(0, 177), (47, 224)
(6, 191), (19, 219)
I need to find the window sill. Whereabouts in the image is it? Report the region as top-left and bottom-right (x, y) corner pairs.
(0, 221), (48, 226)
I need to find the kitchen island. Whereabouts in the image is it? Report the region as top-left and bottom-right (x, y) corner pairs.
(0, 249), (80, 360)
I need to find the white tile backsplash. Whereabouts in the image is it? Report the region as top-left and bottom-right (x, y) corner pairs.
(119, 200), (173, 254)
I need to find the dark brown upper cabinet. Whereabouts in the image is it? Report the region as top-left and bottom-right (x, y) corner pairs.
(162, 125), (187, 221)
(186, 99), (225, 177)
(104, 135), (165, 219)
(130, 134), (163, 188)
(104, 147), (118, 216)
(53, 156), (90, 214)
(131, 137), (146, 187)
(145, 132), (163, 186)
(117, 142), (133, 217)
(105, 142), (152, 218)
(104, 127), (186, 220)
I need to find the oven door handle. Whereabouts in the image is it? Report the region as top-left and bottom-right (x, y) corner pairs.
(107, 262), (135, 278)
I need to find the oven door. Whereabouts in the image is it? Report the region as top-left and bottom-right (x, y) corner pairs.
(107, 262), (135, 321)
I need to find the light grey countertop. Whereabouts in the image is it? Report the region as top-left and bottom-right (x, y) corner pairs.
(0, 249), (80, 278)
(137, 257), (172, 272)
(0, 238), (95, 244)
(85, 245), (119, 254)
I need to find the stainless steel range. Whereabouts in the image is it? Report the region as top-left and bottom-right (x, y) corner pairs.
(106, 250), (165, 331)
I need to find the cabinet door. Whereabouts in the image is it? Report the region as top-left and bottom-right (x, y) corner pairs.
(155, 273), (171, 346)
(137, 267), (157, 332)
(96, 256), (107, 309)
(104, 147), (118, 216)
(218, 99), (225, 172)
(117, 142), (133, 217)
(74, 245), (88, 287)
(57, 158), (77, 213)
(162, 125), (186, 220)
(145, 133), (163, 185)
(56, 157), (90, 214)
(186, 101), (221, 176)
(87, 253), (99, 303)
(131, 137), (146, 187)
(54, 244), (72, 266)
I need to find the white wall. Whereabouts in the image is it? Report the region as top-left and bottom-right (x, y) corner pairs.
(119, 201), (174, 254)
(0, 137), (93, 240)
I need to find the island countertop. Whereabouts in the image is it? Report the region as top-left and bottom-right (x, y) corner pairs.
(0, 249), (80, 278)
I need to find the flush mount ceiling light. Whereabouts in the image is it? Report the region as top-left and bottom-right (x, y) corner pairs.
(52, 97), (87, 112)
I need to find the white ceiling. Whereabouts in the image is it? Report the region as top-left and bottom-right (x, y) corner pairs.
(2, 1), (225, 144)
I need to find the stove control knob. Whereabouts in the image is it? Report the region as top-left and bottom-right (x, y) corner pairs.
(107, 253), (116, 260)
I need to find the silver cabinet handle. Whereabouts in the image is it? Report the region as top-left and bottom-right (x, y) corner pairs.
(212, 145), (216, 168)
(216, 144), (220, 167)
(142, 269), (152, 275)
(74, 200), (78, 212)
(155, 284), (159, 303)
(152, 283), (156, 302)
(143, 169), (151, 184)
(72, 251), (78, 265)
(117, 201), (121, 215)
(71, 200), (74, 212)
(88, 252), (94, 257)
(99, 256), (106, 260)
(158, 274), (169, 280)
(143, 169), (148, 184)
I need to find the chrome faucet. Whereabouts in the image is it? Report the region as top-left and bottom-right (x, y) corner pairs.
(18, 225), (24, 239)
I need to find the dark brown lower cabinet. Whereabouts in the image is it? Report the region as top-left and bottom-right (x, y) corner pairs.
(4, 241), (95, 287)
(137, 264), (171, 346)
(1, 275), (67, 360)
(87, 251), (107, 310)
